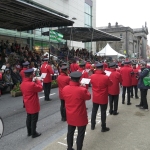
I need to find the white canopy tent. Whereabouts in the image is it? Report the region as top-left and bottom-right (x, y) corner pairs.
(97, 43), (126, 58)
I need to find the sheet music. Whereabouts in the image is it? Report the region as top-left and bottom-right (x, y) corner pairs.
(104, 70), (111, 76)
(41, 73), (47, 78)
(1, 65), (6, 70)
(80, 78), (91, 84)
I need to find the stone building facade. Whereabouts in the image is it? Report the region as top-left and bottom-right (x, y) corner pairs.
(96, 22), (149, 59)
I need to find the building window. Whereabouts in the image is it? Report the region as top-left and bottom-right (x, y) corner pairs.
(84, 3), (92, 27)
(120, 33), (122, 38)
(84, 2), (92, 51)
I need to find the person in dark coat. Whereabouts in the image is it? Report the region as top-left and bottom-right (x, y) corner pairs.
(136, 61), (149, 111)
(11, 67), (22, 85)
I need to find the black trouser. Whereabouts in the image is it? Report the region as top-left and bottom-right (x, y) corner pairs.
(60, 99), (66, 120)
(109, 94), (119, 113)
(43, 82), (51, 100)
(122, 86), (131, 103)
(140, 89), (148, 109)
(26, 112), (39, 136)
(67, 125), (86, 150)
(91, 103), (108, 129)
(131, 85), (138, 97)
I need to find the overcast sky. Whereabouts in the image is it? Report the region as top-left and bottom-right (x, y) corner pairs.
(96, 0), (150, 45)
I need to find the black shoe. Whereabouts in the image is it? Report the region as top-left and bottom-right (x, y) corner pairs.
(32, 132), (41, 138)
(127, 103), (132, 105)
(91, 124), (95, 130)
(122, 101), (125, 104)
(131, 96), (133, 98)
(67, 148), (75, 150)
(27, 133), (31, 136)
(140, 106), (145, 110)
(101, 127), (110, 132)
(113, 112), (119, 115)
(136, 104), (142, 107)
(135, 96), (139, 99)
(109, 110), (113, 115)
(61, 118), (66, 122)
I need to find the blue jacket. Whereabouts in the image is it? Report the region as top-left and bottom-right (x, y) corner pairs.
(137, 68), (150, 89)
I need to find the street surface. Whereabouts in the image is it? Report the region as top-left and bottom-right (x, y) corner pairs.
(0, 87), (150, 150)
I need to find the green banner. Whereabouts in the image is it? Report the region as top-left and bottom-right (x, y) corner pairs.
(49, 30), (64, 43)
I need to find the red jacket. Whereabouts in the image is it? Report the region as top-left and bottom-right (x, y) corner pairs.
(120, 65), (132, 87)
(62, 81), (91, 126)
(108, 68), (122, 95)
(20, 78), (43, 114)
(90, 70), (113, 104)
(40, 62), (54, 83)
(131, 68), (139, 85)
(70, 63), (79, 72)
(78, 67), (89, 89)
(85, 63), (91, 69)
(103, 63), (108, 70)
(57, 73), (70, 100)
(20, 68), (28, 81)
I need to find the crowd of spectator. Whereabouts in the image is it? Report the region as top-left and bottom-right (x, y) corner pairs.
(0, 39), (120, 95)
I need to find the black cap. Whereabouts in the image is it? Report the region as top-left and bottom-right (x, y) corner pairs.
(70, 71), (82, 78)
(24, 68), (34, 73)
(109, 62), (116, 67)
(43, 58), (49, 61)
(95, 63), (103, 68)
(61, 66), (68, 70)
(22, 61), (30, 66)
(79, 62), (86, 66)
(124, 61), (130, 64)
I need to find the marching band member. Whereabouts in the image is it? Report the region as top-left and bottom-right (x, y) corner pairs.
(120, 61), (133, 105)
(70, 59), (79, 72)
(40, 58), (54, 101)
(20, 61), (30, 81)
(20, 68), (43, 138)
(57, 66), (70, 121)
(131, 63), (139, 99)
(78, 62), (89, 89)
(90, 63), (113, 132)
(62, 71), (91, 150)
(108, 62), (122, 115)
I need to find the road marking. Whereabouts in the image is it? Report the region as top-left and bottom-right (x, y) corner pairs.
(57, 142), (67, 146)
(58, 111), (109, 147)
(39, 93), (56, 99)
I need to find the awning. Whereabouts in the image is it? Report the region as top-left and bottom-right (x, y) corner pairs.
(42, 27), (121, 42)
(0, 0), (74, 31)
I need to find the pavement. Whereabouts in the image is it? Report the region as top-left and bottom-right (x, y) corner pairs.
(40, 93), (150, 150)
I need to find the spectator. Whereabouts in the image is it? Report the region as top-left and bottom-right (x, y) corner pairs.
(11, 68), (22, 85)
(0, 71), (7, 95)
(0, 55), (4, 69)
(3, 68), (13, 90)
